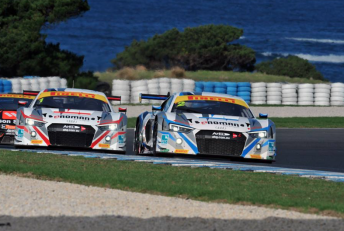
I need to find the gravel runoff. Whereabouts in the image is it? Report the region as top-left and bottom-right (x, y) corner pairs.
(1, 175), (343, 231)
(113, 105), (344, 118)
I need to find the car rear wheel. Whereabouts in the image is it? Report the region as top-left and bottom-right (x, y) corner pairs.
(152, 120), (158, 156)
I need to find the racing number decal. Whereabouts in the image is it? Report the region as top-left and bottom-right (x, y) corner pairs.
(177, 101), (185, 107)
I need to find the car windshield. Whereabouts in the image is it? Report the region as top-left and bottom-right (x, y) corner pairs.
(171, 100), (254, 118)
(33, 96), (111, 112)
(0, 98), (32, 110)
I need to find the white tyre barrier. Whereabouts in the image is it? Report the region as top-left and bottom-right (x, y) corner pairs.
(331, 96), (344, 101)
(267, 91), (282, 96)
(314, 101), (330, 106)
(298, 88), (314, 93)
(298, 83), (314, 89)
(159, 77), (171, 84)
(251, 101), (266, 105)
(251, 92), (267, 97)
(183, 79), (195, 91)
(251, 82), (266, 88)
(315, 88), (331, 94)
(282, 84), (298, 89)
(331, 87), (344, 93)
(298, 92), (313, 97)
(331, 92), (344, 97)
(267, 96), (282, 101)
(267, 100), (282, 105)
(314, 92), (330, 98)
(60, 78), (67, 88)
(266, 87), (282, 93)
(283, 93), (297, 98)
(282, 88), (296, 94)
(267, 83), (282, 88)
(331, 101), (344, 106)
(315, 84), (331, 90)
(298, 101), (314, 105)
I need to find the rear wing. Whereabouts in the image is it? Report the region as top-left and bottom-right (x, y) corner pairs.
(107, 95), (121, 103)
(139, 93), (170, 103)
(23, 90), (39, 96)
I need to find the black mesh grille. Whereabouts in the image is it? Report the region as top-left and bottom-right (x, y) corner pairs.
(48, 124), (95, 147)
(196, 130), (246, 156)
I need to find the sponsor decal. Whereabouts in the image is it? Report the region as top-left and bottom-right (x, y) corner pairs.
(99, 143), (110, 148)
(54, 115), (90, 121)
(174, 95), (249, 108)
(2, 111), (16, 119)
(177, 101), (186, 107)
(0, 94), (34, 99)
(211, 132), (231, 140)
(161, 134), (169, 144)
(175, 149), (189, 154)
(31, 140), (43, 144)
(62, 125), (84, 132)
(232, 133), (242, 138)
(5, 125), (15, 130)
(0, 120), (12, 124)
(1, 125), (6, 129)
(160, 149), (170, 152)
(38, 91), (108, 103)
(268, 142), (274, 152)
(118, 135), (124, 144)
(250, 154), (261, 159)
(18, 129), (24, 138)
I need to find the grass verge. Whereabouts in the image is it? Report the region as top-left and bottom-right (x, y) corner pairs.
(1, 150), (343, 217)
(127, 117), (344, 129)
(96, 70), (325, 85)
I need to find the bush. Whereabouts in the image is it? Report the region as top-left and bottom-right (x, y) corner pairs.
(256, 56), (325, 80)
(112, 25), (256, 71)
(67, 72), (98, 90)
(116, 67), (138, 80)
(170, 67), (186, 78)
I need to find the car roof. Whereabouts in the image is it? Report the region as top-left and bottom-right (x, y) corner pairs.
(39, 88), (106, 97)
(174, 92), (245, 101)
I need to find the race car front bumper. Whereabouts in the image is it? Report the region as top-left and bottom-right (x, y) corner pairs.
(155, 130), (276, 160)
(14, 125), (126, 152)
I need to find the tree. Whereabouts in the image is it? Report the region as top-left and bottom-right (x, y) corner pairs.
(255, 56), (325, 80)
(112, 25), (256, 71)
(0, 0), (89, 77)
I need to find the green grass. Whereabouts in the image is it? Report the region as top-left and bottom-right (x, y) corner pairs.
(95, 70), (326, 85)
(126, 117), (344, 129)
(1, 150), (343, 216)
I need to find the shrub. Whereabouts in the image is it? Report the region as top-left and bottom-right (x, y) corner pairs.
(115, 67), (138, 80)
(112, 25), (255, 71)
(67, 71), (98, 90)
(255, 56), (325, 80)
(153, 70), (166, 78)
(170, 67), (186, 78)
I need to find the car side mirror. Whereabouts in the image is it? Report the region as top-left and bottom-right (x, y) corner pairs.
(152, 105), (162, 111)
(118, 107), (127, 114)
(259, 113), (268, 119)
(18, 101), (28, 106)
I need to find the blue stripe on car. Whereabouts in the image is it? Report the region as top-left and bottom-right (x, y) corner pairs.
(178, 132), (199, 153)
(241, 138), (261, 157)
(262, 139), (275, 147)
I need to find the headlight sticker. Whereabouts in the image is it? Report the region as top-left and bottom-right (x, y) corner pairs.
(161, 134), (169, 144)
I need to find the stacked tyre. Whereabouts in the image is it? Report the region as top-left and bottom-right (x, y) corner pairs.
(251, 82), (267, 105)
(29, 78), (40, 91)
(159, 78), (171, 95)
(330, 83), (344, 106)
(112, 80), (130, 105)
(203, 82), (214, 92)
(1, 80), (12, 93)
(298, 84), (314, 105)
(38, 78), (49, 91)
(170, 78), (183, 94)
(314, 84), (330, 106)
(237, 82), (251, 103)
(266, 83), (282, 104)
(195, 82), (204, 92)
(182, 79), (195, 92)
(225, 82), (237, 96)
(60, 78), (68, 88)
(214, 82), (226, 94)
(20, 78), (31, 91)
(131, 80), (149, 104)
(48, 77), (61, 88)
(9, 78), (21, 93)
(282, 84), (298, 105)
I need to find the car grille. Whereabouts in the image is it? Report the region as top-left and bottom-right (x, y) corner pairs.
(48, 124), (95, 147)
(196, 130), (246, 156)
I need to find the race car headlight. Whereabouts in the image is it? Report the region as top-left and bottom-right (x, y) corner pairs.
(25, 118), (46, 127)
(169, 124), (193, 133)
(98, 124), (118, 131)
(248, 131), (267, 138)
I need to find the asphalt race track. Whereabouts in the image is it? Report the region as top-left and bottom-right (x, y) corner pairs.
(126, 128), (344, 173)
(1, 128), (344, 174)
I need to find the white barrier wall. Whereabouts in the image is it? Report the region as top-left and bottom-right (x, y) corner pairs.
(0, 77), (67, 93)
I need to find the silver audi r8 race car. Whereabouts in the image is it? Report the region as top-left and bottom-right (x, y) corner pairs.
(0, 93), (35, 144)
(14, 88), (127, 153)
(134, 92), (276, 161)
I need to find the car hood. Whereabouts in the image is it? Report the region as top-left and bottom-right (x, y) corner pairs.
(20, 108), (121, 126)
(169, 113), (265, 132)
